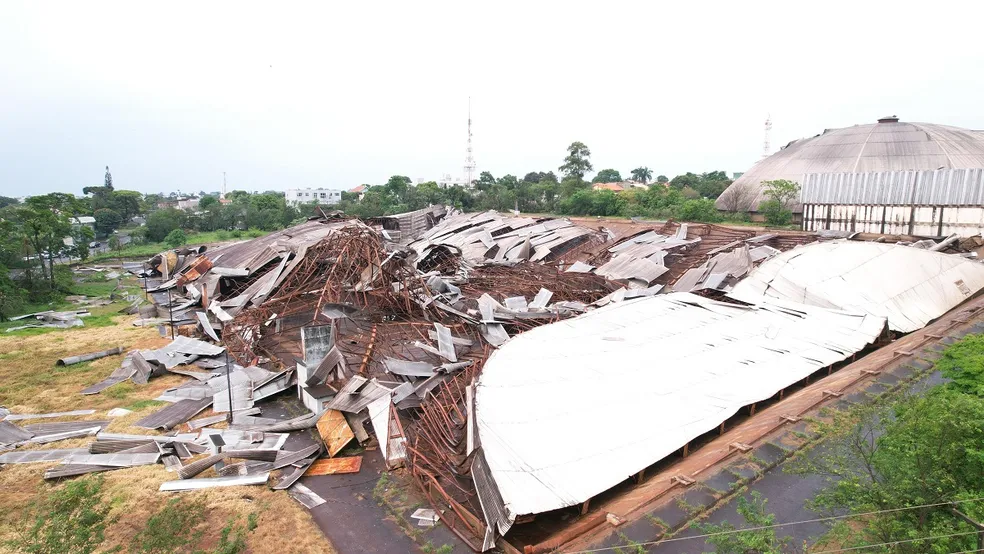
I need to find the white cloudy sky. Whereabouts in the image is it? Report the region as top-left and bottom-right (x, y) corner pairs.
(2, 0), (983, 196)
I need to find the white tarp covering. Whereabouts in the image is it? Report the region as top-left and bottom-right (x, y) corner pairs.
(475, 293), (885, 521)
(729, 241), (984, 333)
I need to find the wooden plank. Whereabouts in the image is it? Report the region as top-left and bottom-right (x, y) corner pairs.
(303, 456), (363, 476)
(316, 409), (354, 457)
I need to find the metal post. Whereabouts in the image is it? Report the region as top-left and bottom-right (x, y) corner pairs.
(222, 323), (234, 423)
(950, 505), (984, 553)
(166, 287), (175, 340)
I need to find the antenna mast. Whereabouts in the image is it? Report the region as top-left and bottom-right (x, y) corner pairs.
(222, 172), (227, 199)
(763, 114), (772, 158)
(463, 97), (476, 187)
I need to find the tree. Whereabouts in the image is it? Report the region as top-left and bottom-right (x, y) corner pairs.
(698, 492), (793, 554)
(790, 387), (984, 554)
(592, 168), (623, 184)
(718, 181), (758, 212)
(630, 167), (652, 184)
(199, 195), (219, 210)
(656, 175), (669, 184)
(93, 208), (123, 236)
(762, 179), (800, 209)
(0, 196), (19, 209)
(104, 165), (114, 190)
(559, 141), (593, 181)
(669, 172), (701, 190)
(110, 190), (142, 221)
(384, 175), (412, 203)
(146, 208), (186, 242)
(164, 229), (187, 248)
(0, 264), (25, 321)
(475, 171), (497, 192)
(108, 234), (121, 253)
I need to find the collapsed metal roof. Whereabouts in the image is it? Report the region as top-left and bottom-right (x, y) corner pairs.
(474, 293), (886, 524)
(730, 241), (984, 333)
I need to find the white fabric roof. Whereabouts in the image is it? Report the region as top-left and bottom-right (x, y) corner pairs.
(729, 241), (984, 333)
(475, 293), (885, 520)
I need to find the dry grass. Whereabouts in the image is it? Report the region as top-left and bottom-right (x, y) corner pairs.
(0, 307), (335, 553)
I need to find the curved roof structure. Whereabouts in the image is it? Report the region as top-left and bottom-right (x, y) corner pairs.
(730, 241), (984, 332)
(474, 293), (885, 521)
(717, 117), (984, 212)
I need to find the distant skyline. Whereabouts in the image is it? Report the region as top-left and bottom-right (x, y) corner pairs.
(2, 1), (983, 197)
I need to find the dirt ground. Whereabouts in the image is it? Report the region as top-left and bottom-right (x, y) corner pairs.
(0, 285), (335, 553)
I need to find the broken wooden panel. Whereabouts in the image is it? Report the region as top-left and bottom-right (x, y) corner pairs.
(303, 456), (363, 476)
(316, 409), (354, 457)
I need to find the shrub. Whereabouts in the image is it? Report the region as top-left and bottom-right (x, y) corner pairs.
(677, 198), (721, 223)
(164, 229), (187, 248)
(759, 199), (792, 226)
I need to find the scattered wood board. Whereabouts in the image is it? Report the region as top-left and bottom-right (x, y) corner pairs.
(303, 456), (363, 476)
(316, 409), (354, 457)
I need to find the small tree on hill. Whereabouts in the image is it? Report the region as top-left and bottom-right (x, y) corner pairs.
(164, 229), (187, 248)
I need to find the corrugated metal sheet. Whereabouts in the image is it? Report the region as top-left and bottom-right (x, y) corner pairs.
(730, 241), (984, 333)
(475, 292), (885, 520)
(0, 448), (88, 464)
(717, 120), (984, 212)
(134, 398), (212, 430)
(800, 168), (984, 206)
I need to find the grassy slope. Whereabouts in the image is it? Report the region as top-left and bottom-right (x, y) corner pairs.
(88, 229), (270, 263)
(0, 273), (334, 553)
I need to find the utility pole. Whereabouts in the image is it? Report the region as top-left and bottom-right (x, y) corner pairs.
(463, 97), (476, 187)
(763, 114), (772, 158)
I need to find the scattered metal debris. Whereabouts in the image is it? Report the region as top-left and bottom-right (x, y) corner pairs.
(57, 346), (125, 366)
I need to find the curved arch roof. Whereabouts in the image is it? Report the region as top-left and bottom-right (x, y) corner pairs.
(716, 119), (984, 212)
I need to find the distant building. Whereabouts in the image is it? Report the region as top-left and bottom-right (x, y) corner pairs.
(349, 185), (368, 201)
(177, 197), (200, 210)
(437, 174), (471, 189)
(286, 188), (342, 206)
(592, 182), (625, 192)
(71, 216), (96, 229)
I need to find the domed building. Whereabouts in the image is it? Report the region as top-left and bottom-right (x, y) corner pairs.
(716, 116), (984, 235)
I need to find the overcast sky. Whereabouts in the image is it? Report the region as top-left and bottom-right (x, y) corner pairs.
(2, 1), (983, 197)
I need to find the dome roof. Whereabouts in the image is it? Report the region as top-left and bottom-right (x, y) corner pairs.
(716, 118), (984, 212)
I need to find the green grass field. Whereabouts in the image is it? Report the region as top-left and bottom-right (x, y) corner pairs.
(88, 228), (270, 263)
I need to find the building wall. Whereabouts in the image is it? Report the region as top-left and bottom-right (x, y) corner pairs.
(800, 169), (984, 237)
(286, 188), (342, 206)
(802, 204), (984, 237)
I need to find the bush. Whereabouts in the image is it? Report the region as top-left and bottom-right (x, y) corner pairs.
(146, 208), (186, 242)
(0, 264), (25, 321)
(230, 230), (243, 238)
(759, 199), (792, 226)
(164, 229), (187, 248)
(215, 230), (231, 241)
(677, 198), (721, 223)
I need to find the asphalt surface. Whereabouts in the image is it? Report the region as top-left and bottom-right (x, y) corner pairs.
(648, 370), (948, 553)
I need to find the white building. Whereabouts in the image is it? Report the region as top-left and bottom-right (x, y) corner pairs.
(177, 197), (200, 210)
(436, 174), (471, 189)
(286, 188), (342, 206)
